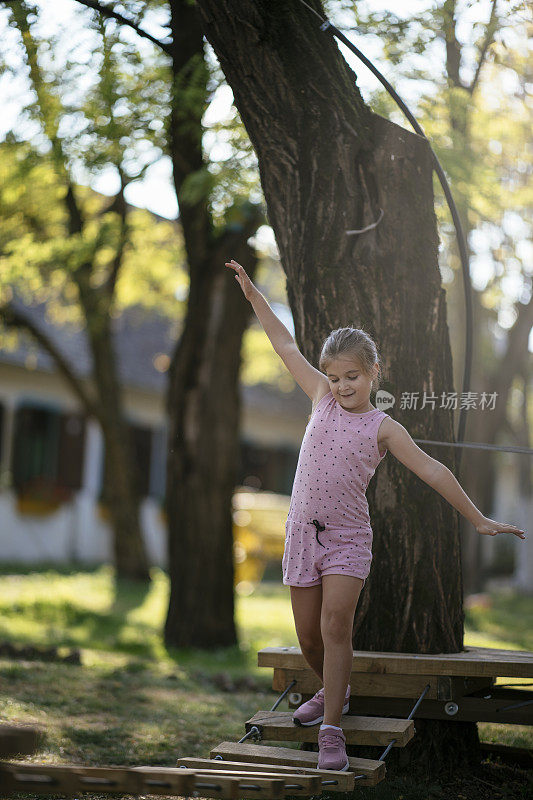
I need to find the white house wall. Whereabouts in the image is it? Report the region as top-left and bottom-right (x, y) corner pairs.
(0, 362), (306, 568)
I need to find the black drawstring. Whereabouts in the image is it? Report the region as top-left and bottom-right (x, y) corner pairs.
(311, 518), (326, 547)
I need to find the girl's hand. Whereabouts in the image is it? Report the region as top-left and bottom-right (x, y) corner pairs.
(225, 259), (258, 302)
(475, 516), (527, 539)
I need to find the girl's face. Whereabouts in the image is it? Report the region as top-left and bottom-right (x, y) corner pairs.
(325, 356), (378, 412)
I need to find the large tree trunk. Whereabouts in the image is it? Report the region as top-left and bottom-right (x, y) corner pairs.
(195, 0), (476, 777)
(164, 235), (260, 648)
(163, 0), (265, 647)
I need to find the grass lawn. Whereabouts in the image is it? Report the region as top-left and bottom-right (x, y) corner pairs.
(0, 564), (531, 800)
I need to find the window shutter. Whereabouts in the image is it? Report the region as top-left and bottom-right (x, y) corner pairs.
(12, 406), (59, 489)
(56, 413), (86, 490)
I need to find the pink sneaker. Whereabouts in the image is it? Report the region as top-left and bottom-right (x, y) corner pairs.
(292, 684), (351, 726)
(318, 726), (350, 770)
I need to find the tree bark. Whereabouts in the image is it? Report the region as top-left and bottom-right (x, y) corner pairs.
(195, 0), (476, 777)
(164, 228), (261, 648)
(163, 0), (265, 647)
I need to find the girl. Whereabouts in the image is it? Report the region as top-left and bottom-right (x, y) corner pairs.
(225, 258), (527, 771)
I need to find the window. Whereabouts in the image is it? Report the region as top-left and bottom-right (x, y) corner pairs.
(11, 404), (86, 497)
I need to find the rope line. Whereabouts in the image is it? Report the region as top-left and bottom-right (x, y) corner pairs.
(412, 439), (533, 456)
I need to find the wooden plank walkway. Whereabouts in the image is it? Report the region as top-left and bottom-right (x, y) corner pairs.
(7, 644), (529, 796)
(210, 741), (385, 788)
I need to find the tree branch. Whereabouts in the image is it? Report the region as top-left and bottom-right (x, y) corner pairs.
(467, 0), (498, 95)
(442, 0), (465, 89)
(105, 179), (128, 296)
(0, 303), (101, 420)
(73, 0), (173, 55)
(6, 1), (85, 234)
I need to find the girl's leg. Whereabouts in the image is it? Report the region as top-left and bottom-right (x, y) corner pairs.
(289, 583), (324, 681)
(320, 574), (364, 726)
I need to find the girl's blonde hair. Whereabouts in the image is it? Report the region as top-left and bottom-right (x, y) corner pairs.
(319, 326), (383, 392)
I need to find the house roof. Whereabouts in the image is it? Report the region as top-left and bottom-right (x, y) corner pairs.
(0, 298), (310, 416)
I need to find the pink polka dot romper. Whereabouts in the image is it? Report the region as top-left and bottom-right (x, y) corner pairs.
(282, 390), (389, 587)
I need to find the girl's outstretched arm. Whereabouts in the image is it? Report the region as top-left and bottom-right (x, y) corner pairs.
(225, 259), (293, 351)
(381, 418), (527, 540)
(225, 258), (328, 403)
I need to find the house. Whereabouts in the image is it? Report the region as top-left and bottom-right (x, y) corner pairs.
(0, 299), (308, 566)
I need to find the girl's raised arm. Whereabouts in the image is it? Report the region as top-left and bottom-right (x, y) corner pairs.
(225, 259), (328, 403)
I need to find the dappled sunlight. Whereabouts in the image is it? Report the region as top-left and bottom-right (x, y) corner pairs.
(0, 569), (531, 800)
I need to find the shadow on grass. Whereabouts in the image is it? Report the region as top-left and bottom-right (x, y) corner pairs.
(0, 563), (155, 659)
(0, 564), (267, 679)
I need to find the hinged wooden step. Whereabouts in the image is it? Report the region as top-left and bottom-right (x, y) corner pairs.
(196, 771), (321, 797)
(0, 761), (308, 799)
(245, 710), (414, 747)
(176, 760), (322, 796)
(178, 756), (351, 788)
(188, 772), (286, 799)
(0, 762), (199, 797)
(209, 741), (385, 788)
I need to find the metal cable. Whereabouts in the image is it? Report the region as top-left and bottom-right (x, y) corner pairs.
(270, 679), (298, 711)
(496, 697), (533, 712)
(412, 439), (533, 455)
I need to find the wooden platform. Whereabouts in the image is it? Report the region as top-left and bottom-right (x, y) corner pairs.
(259, 645), (533, 726)
(258, 645), (533, 678)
